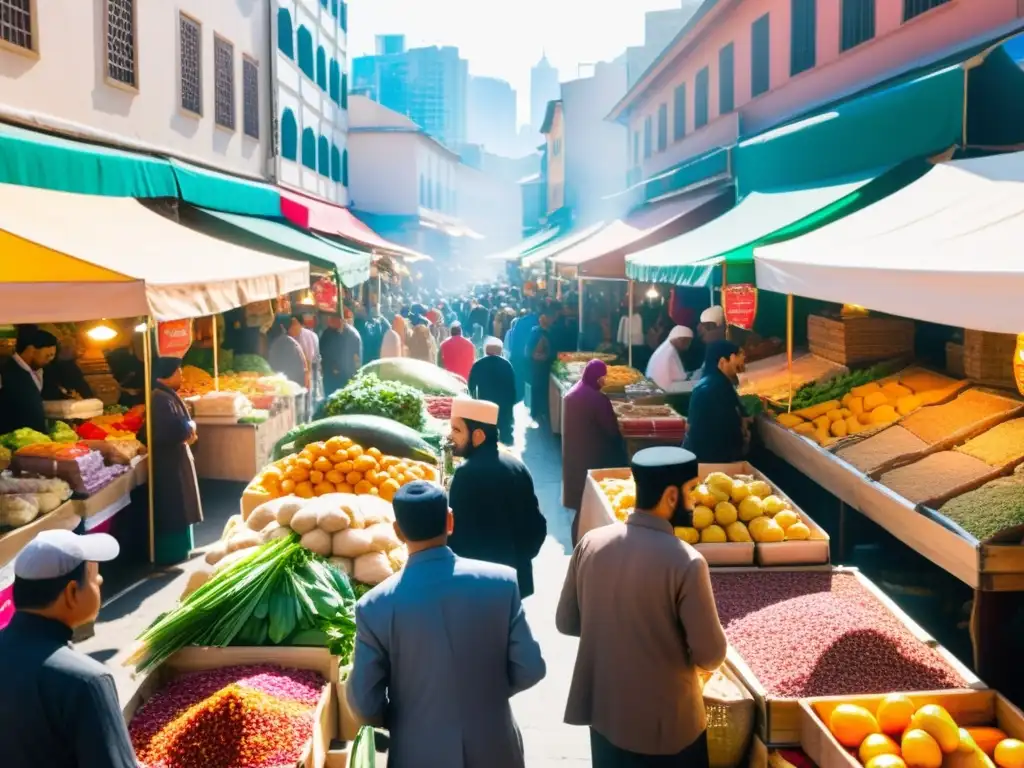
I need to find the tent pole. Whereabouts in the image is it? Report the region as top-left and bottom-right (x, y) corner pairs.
(721, 262), (730, 342)
(627, 280), (634, 370)
(211, 315), (220, 392)
(786, 294), (794, 414)
(143, 319), (156, 564)
(577, 276), (583, 352)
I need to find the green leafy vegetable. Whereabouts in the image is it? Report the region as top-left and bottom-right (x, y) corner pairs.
(49, 421), (78, 443)
(778, 364), (889, 412)
(324, 374), (426, 431)
(0, 428), (51, 451)
(232, 353), (273, 375)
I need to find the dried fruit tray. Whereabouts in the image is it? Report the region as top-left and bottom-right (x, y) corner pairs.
(123, 646), (338, 768)
(713, 567), (982, 746)
(800, 690), (1024, 768)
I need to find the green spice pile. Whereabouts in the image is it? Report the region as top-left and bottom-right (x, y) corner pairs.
(939, 477), (1024, 542)
(324, 374), (426, 431)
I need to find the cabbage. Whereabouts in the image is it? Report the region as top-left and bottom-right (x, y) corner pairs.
(0, 428), (52, 451)
(232, 354), (273, 375)
(50, 421), (78, 443)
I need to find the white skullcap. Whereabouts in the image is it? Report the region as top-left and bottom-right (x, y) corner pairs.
(450, 396), (500, 426)
(668, 325), (693, 341)
(700, 306), (725, 325)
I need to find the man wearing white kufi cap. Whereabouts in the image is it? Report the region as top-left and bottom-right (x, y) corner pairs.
(645, 324), (694, 393)
(698, 305), (726, 346)
(447, 397), (547, 597)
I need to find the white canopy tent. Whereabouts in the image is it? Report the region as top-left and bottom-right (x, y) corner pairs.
(755, 152), (1024, 334)
(0, 184), (309, 324)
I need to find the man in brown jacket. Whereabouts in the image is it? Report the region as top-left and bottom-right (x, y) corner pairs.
(556, 446), (728, 767)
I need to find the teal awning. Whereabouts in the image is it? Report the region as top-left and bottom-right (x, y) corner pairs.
(180, 206), (371, 288)
(735, 24), (1024, 195)
(643, 147), (731, 203)
(626, 163), (926, 287)
(520, 222), (606, 269)
(0, 122), (177, 197)
(170, 159), (282, 217)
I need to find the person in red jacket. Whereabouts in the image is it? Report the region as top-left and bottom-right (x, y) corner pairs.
(438, 322), (476, 381)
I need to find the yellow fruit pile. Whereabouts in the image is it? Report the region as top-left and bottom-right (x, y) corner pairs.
(675, 471), (810, 545)
(254, 437), (437, 502)
(180, 365), (274, 398)
(827, 696), (1024, 768)
(777, 379), (955, 447)
(601, 366), (644, 391)
(597, 477), (636, 522)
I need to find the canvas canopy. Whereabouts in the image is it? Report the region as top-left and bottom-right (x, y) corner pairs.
(0, 184), (308, 324)
(754, 152), (1024, 335)
(520, 222), (607, 269)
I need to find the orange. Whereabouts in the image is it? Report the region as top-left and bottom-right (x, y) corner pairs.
(407, 464), (425, 480)
(280, 478), (296, 494)
(325, 470), (344, 485)
(313, 457), (333, 473)
(314, 481), (336, 496)
(353, 455), (377, 473)
(995, 739), (1024, 768)
(861, 734), (901, 765)
(379, 478), (400, 501)
(346, 471), (363, 486)
(368, 486), (380, 496)
(347, 445), (364, 459)
(337, 460), (354, 474)
(309, 470), (324, 485)
(295, 457), (313, 470)
(967, 729), (1008, 757)
(336, 436), (353, 449)
(354, 480), (373, 495)
(877, 695), (916, 736)
(366, 446), (382, 460)
(288, 466), (309, 482)
(294, 481), (314, 499)
(336, 483), (354, 494)
(902, 729), (942, 768)
(364, 469), (382, 486)
(830, 704), (881, 748)
(329, 450), (349, 464)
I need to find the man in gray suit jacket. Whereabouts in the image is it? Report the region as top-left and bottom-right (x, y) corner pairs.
(347, 481), (547, 768)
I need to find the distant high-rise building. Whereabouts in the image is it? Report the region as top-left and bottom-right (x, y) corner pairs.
(352, 42), (469, 149)
(530, 54), (560, 135)
(467, 76), (518, 157)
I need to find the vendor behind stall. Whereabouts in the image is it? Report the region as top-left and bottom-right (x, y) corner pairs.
(645, 325), (693, 393)
(139, 357), (203, 566)
(0, 327), (57, 434)
(683, 340), (748, 463)
(41, 329), (93, 401)
(106, 331), (147, 408)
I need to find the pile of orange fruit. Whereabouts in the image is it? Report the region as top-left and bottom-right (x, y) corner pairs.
(254, 436), (438, 502)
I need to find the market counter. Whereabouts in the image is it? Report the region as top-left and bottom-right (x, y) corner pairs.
(192, 407), (296, 483)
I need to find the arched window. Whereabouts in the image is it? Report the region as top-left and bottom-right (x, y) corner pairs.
(342, 149), (349, 186)
(340, 1), (347, 32)
(316, 47), (327, 90)
(340, 73), (348, 108)
(319, 0), (328, 7)
(329, 59), (341, 104)
(330, 144), (342, 182)
(331, 0), (338, 17)
(277, 8), (294, 58)
(318, 136), (330, 177)
(297, 26), (314, 80)
(280, 109), (298, 161)
(301, 128), (317, 170)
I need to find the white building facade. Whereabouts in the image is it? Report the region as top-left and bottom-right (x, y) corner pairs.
(0, 0), (273, 179)
(272, 0), (349, 204)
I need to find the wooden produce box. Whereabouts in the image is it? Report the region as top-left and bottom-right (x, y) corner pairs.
(192, 407), (296, 482)
(700, 462), (831, 567)
(963, 330), (1017, 387)
(337, 664), (365, 743)
(721, 566), (983, 746)
(800, 690), (1024, 768)
(123, 646), (338, 768)
(808, 314), (915, 366)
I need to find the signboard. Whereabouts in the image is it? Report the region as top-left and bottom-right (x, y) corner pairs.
(313, 276), (339, 313)
(156, 319), (193, 358)
(723, 284), (758, 330)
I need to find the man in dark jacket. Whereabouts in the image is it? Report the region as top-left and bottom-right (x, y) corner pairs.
(683, 340), (748, 463)
(320, 312), (362, 398)
(447, 398), (546, 597)
(0, 327), (57, 434)
(467, 338), (516, 444)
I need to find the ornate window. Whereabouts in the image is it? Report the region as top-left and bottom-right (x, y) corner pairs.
(0, 0), (34, 53)
(342, 150), (348, 186)
(301, 128), (316, 170)
(214, 36), (235, 130)
(179, 13), (202, 116)
(276, 8), (293, 58)
(105, 0), (136, 88)
(243, 56), (259, 139)
(280, 109), (297, 160)
(329, 59), (341, 104)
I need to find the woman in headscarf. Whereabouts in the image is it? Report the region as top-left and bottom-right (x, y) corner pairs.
(138, 357), (203, 565)
(561, 359), (626, 545)
(391, 313), (409, 356)
(407, 316), (438, 363)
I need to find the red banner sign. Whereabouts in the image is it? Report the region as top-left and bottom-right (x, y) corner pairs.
(313, 276), (339, 313)
(156, 319), (193, 358)
(723, 284), (758, 331)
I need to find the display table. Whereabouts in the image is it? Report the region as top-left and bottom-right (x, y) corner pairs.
(549, 374), (570, 435)
(192, 407), (296, 482)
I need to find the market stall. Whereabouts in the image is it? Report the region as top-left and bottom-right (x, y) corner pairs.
(549, 352), (662, 435)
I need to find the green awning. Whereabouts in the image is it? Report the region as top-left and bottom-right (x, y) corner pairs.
(181, 206), (371, 288)
(487, 227), (561, 261)
(643, 147), (731, 203)
(520, 222), (606, 269)
(734, 25), (1024, 195)
(170, 159), (282, 217)
(626, 163), (926, 287)
(0, 122), (177, 197)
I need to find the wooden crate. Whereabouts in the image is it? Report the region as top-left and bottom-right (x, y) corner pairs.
(123, 646), (339, 768)
(947, 342), (966, 378)
(800, 690), (1024, 768)
(808, 315), (915, 366)
(720, 566), (983, 746)
(963, 330), (1016, 386)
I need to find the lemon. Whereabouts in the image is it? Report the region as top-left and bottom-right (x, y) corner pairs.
(910, 705), (960, 754)
(785, 522), (811, 540)
(674, 527), (699, 545)
(692, 506), (715, 530)
(729, 480), (750, 503)
(774, 509), (800, 530)
(902, 729), (943, 768)
(700, 524), (727, 543)
(705, 472), (733, 491)
(726, 521), (752, 542)
(861, 734), (901, 765)
(709, 486), (731, 504)
(995, 739), (1024, 768)
(763, 495), (788, 516)
(714, 501), (738, 526)
(747, 516), (770, 539)
(738, 496), (764, 522)
(747, 480), (772, 499)
(752, 518), (785, 542)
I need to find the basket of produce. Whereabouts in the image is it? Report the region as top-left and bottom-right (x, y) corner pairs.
(124, 647), (337, 768)
(712, 567), (981, 745)
(701, 666), (755, 768)
(800, 689), (1024, 768)
(600, 366), (645, 394)
(807, 313), (915, 366)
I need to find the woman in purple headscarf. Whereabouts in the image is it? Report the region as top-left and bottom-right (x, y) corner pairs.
(562, 359), (627, 545)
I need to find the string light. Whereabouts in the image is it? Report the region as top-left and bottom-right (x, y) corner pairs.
(86, 321), (118, 342)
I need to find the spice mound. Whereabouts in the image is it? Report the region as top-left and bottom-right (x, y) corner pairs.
(836, 426), (928, 475)
(954, 418), (1024, 468)
(900, 389), (1021, 446)
(129, 664), (324, 768)
(879, 451), (993, 505)
(939, 476), (1024, 542)
(711, 571), (967, 698)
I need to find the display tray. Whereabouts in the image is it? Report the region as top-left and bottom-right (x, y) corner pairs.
(0, 500), (79, 568)
(719, 566), (983, 746)
(123, 646), (338, 768)
(759, 416), (864, 508)
(800, 690), (1024, 768)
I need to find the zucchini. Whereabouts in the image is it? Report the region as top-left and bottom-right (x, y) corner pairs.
(272, 414), (438, 463)
(358, 358), (468, 396)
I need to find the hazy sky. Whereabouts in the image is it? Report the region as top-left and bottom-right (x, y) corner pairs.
(348, 0), (682, 126)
